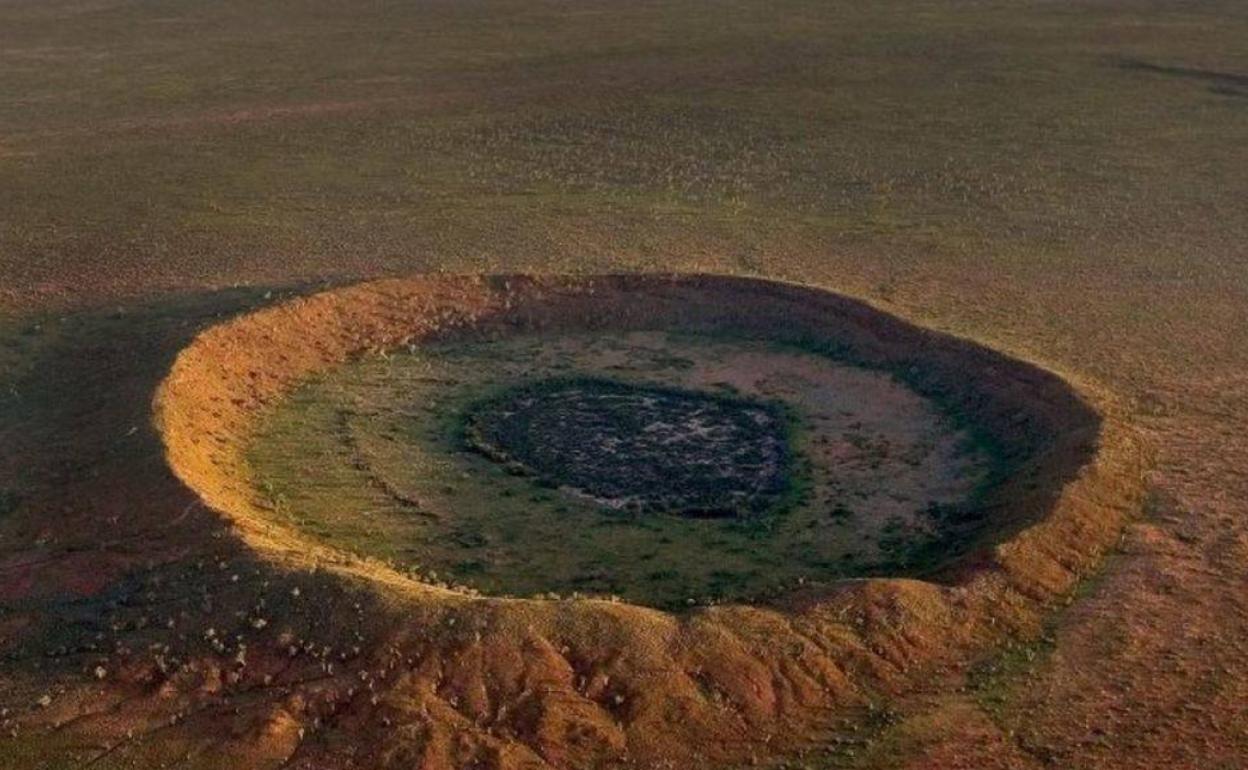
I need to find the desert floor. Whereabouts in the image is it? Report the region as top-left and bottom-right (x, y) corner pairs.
(1, 0), (1246, 768)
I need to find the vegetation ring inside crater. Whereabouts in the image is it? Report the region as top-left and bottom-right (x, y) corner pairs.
(464, 377), (793, 518)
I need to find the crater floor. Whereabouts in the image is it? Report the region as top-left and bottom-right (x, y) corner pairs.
(464, 376), (793, 518)
(247, 331), (992, 608)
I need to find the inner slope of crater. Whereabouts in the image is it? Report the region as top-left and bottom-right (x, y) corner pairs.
(246, 331), (993, 608)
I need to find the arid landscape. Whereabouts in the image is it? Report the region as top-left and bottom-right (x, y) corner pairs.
(1, 1), (1246, 769)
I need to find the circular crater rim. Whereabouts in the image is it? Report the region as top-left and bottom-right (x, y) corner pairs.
(153, 272), (1141, 612)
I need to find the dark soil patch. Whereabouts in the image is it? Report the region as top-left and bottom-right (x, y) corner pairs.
(463, 377), (793, 518)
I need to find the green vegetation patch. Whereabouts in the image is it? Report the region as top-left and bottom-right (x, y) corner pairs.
(464, 376), (793, 519)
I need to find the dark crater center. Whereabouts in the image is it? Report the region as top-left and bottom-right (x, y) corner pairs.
(464, 377), (793, 518)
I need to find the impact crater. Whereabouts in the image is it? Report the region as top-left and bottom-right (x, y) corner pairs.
(150, 273), (1145, 768)
(156, 274), (1139, 612)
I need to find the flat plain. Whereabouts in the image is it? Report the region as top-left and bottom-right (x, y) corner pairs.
(1, 0), (1246, 768)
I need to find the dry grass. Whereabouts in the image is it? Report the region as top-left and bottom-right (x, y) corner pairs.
(1, 0), (1246, 767)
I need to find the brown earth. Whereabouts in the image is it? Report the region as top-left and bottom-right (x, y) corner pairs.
(0, 273), (1145, 769)
(2, 0), (1246, 767)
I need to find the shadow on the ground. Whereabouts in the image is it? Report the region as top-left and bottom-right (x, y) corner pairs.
(1116, 57), (1248, 98)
